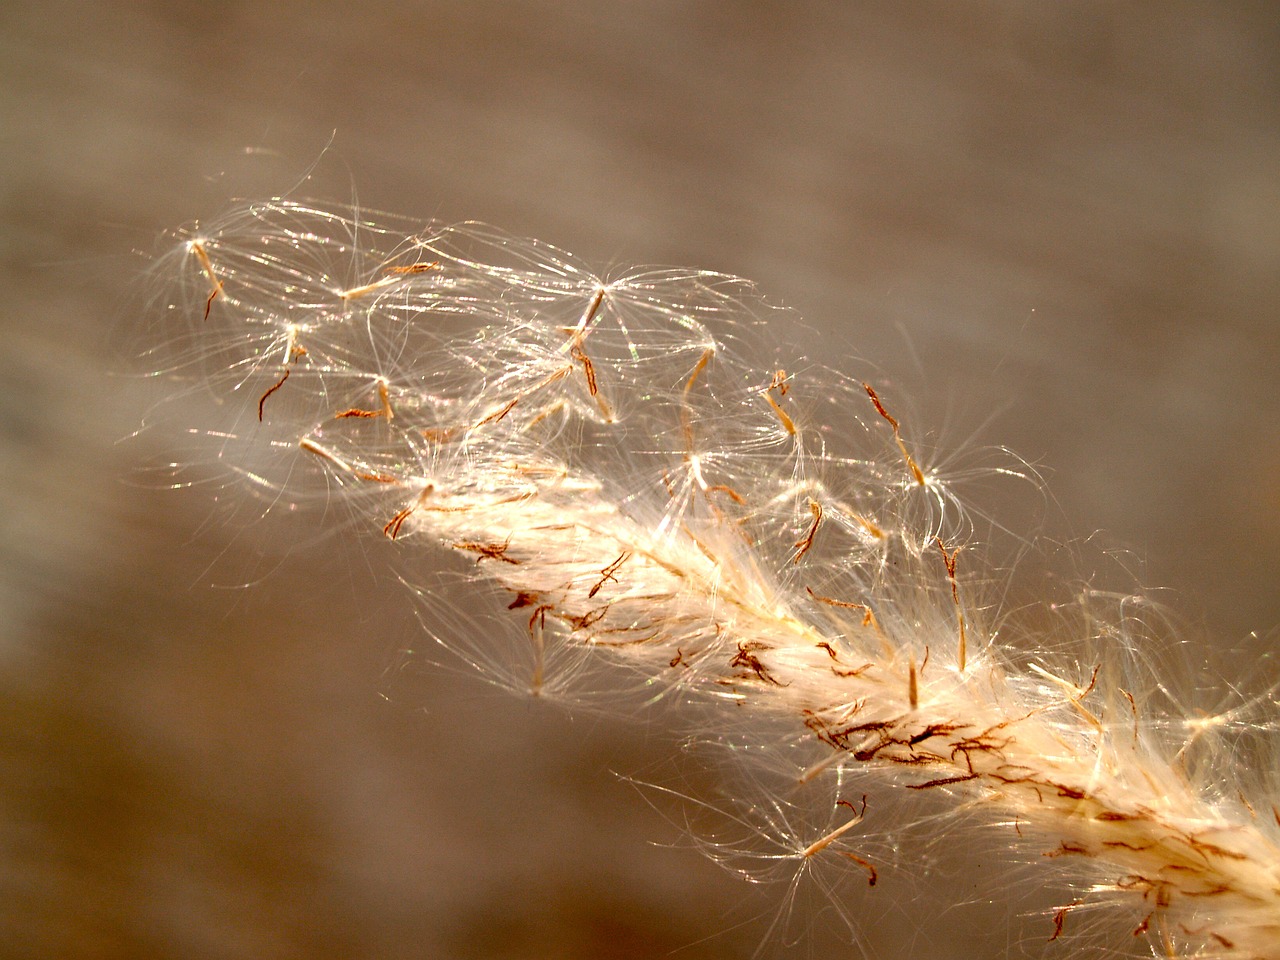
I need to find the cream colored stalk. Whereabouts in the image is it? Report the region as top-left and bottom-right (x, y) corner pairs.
(143, 199), (1280, 958)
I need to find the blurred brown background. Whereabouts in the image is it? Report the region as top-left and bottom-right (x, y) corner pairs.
(2, 2), (1278, 958)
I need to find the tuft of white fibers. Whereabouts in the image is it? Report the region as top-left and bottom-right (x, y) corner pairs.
(139, 199), (1280, 958)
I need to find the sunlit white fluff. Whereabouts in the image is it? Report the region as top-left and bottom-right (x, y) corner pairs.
(141, 199), (1280, 958)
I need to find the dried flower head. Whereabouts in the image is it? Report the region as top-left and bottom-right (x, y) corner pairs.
(140, 200), (1280, 958)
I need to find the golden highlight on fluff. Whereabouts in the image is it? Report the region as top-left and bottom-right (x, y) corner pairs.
(139, 199), (1280, 958)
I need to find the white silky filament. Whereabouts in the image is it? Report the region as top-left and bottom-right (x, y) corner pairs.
(142, 200), (1280, 958)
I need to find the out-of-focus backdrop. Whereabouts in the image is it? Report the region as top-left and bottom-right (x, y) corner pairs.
(2, 3), (1278, 958)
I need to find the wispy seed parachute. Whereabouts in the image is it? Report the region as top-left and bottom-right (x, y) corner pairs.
(140, 199), (1280, 959)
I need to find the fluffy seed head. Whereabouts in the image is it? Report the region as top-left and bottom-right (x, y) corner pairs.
(140, 199), (1280, 958)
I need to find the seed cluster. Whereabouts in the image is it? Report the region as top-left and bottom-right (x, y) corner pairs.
(143, 200), (1280, 958)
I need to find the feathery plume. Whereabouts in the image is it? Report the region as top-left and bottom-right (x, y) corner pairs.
(140, 200), (1280, 958)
